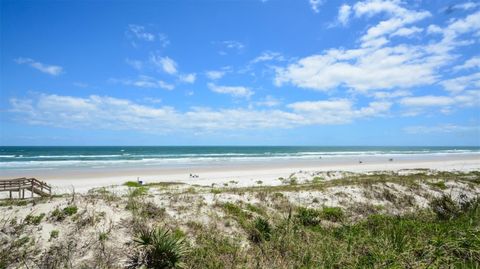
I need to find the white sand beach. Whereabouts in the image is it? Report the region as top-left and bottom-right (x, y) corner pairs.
(2, 153), (479, 194)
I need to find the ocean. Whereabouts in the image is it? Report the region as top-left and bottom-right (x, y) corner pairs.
(0, 146), (479, 171)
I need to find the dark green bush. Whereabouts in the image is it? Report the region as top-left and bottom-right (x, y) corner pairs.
(296, 207), (321, 226)
(63, 205), (78, 216)
(248, 217), (272, 243)
(430, 195), (461, 220)
(321, 207), (344, 222)
(127, 226), (187, 269)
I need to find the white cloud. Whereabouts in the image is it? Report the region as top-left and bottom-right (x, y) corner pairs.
(14, 58), (63, 76)
(250, 51), (285, 64)
(275, 45), (438, 92)
(400, 95), (455, 107)
(208, 83), (254, 98)
(8, 94), (391, 133)
(110, 75), (174, 90)
(338, 4), (352, 26)
(457, 2), (480, 10)
(391, 26), (423, 37)
(255, 95), (281, 107)
(353, 0), (431, 44)
(275, 4), (480, 97)
(142, 97), (162, 104)
(287, 99), (391, 124)
(442, 72), (480, 93)
(150, 55), (178, 75)
(427, 24), (443, 34)
(404, 124), (480, 134)
(206, 70), (226, 80)
(179, 73), (196, 84)
(453, 56), (480, 71)
(309, 0), (324, 13)
(447, 2), (480, 12)
(223, 40), (244, 50)
(400, 91), (480, 112)
(372, 90), (411, 99)
(126, 24), (155, 41)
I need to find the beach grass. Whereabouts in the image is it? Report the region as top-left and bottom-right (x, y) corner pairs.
(1, 169), (479, 268)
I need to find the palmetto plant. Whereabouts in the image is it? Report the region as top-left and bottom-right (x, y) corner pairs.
(127, 226), (187, 269)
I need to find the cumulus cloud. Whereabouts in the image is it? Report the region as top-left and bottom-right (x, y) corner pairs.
(354, 0), (431, 43)
(338, 4), (352, 26)
(275, 2), (480, 99)
(150, 56), (177, 75)
(206, 70), (226, 80)
(208, 83), (254, 98)
(441, 72), (480, 93)
(453, 56), (480, 71)
(391, 26), (423, 37)
(444, 2), (480, 13)
(275, 45), (438, 92)
(14, 58), (63, 76)
(309, 0), (324, 13)
(179, 73), (196, 84)
(8, 94), (390, 133)
(288, 99), (391, 124)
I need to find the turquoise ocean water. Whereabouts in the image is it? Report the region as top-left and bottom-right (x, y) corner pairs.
(1, 146), (479, 171)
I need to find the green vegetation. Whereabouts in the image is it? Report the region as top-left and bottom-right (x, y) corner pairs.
(98, 232), (108, 241)
(248, 217), (272, 243)
(24, 213), (45, 225)
(144, 181), (185, 187)
(245, 203), (266, 216)
(296, 207), (321, 226)
(211, 189), (222, 194)
(49, 230), (59, 240)
(63, 205), (78, 216)
(128, 186), (149, 197)
(2, 170), (479, 268)
(127, 226), (187, 269)
(321, 207), (344, 222)
(185, 195), (480, 268)
(50, 205), (78, 221)
(429, 180), (448, 190)
(0, 199), (29, 207)
(124, 181), (143, 188)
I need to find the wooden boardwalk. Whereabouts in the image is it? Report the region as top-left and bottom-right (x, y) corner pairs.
(0, 178), (51, 199)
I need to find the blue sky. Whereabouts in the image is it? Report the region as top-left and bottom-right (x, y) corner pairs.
(0, 0), (479, 146)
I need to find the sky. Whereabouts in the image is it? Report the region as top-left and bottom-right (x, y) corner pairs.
(0, 0), (479, 146)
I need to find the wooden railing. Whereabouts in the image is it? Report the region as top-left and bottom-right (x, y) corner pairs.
(0, 177), (51, 199)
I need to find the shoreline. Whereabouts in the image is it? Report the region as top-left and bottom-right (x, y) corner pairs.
(1, 153), (479, 193)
